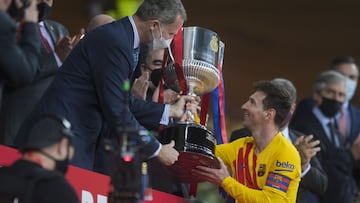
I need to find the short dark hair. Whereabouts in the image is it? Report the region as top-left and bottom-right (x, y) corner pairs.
(254, 80), (292, 127)
(135, 0), (187, 24)
(329, 56), (357, 70)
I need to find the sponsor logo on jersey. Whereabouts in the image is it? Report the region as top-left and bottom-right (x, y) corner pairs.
(275, 160), (294, 172)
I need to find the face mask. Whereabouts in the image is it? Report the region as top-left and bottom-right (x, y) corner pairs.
(54, 156), (70, 174)
(7, 0), (30, 21)
(39, 144), (71, 174)
(345, 78), (357, 101)
(149, 24), (172, 51)
(37, 2), (51, 22)
(319, 97), (343, 118)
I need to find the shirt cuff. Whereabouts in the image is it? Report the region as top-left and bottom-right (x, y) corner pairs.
(301, 164), (311, 177)
(149, 143), (162, 159)
(160, 104), (170, 125)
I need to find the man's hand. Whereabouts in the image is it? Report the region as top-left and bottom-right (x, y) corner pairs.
(294, 134), (320, 171)
(192, 157), (230, 186)
(157, 140), (179, 166)
(351, 134), (360, 160)
(55, 36), (72, 62)
(169, 95), (200, 118)
(70, 28), (86, 47)
(131, 65), (150, 100)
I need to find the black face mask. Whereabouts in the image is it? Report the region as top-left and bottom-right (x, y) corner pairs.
(7, 0), (30, 21)
(319, 97), (343, 118)
(37, 2), (51, 22)
(54, 156), (70, 174)
(39, 144), (71, 174)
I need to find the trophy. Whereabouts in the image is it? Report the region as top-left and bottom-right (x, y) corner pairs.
(158, 27), (225, 183)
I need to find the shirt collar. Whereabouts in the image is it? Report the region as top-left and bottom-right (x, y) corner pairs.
(281, 127), (292, 143)
(128, 16), (140, 49)
(313, 106), (333, 124)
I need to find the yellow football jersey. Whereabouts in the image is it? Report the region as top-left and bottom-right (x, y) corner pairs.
(216, 132), (301, 203)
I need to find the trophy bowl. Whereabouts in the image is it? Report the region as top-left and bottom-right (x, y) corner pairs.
(164, 26), (221, 95)
(158, 27), (223, 183)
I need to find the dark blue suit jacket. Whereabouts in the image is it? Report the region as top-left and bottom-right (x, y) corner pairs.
(15, 17), (165, 170)
(290, 98), (358, 203)
(295, 97), (360, 145)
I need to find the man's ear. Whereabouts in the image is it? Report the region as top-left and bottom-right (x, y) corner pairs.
(57, 137), (69, 159)
(148, 20), (159, 30)
(266, 108), (276, 121)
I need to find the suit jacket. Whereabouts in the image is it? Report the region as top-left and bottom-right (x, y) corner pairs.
(15, 17), (165, 170)
(296, 97), (360, 146)
(0, 19), (68, 146)
(230, 128), (328, 203)
(0, 12), (42, 143)
(288, 130), (328, 203)
(290, 101), (358, 203)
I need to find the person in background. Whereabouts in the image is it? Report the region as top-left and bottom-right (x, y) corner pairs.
(0, 0), (40, 108)
(15, 0), (198, 172)
(0, 115), (78, 203)
(0, 0), (85, 146)
(290, 70), (360, 203)
(0, 0), (41, 144)
(87, 14), (115, 32)
(193, 80), (301, 203)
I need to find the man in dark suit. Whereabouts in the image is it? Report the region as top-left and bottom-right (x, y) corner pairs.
(15, 0), (197, 171)
(230, 78), (327, 203)
(290, 70), (360, 203)
(0, 0), (42, 144)
(0, 0), (40, 107)
(0, 0), (83, 146)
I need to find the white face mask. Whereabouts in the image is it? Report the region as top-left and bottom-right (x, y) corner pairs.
(149, 24), (172, 51)
(345, 77), (357, 101)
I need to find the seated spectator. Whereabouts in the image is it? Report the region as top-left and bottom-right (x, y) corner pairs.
(0, 115), (78, 203)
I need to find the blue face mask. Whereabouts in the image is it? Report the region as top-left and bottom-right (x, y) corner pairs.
(345, 78), (357, 101)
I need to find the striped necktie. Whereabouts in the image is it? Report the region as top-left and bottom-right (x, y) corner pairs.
(133, 47), (140, 70)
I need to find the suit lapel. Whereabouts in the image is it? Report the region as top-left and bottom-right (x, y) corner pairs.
(44, 20), (57, 45)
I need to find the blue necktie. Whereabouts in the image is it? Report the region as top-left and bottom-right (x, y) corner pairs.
(133, 47), (140, 70)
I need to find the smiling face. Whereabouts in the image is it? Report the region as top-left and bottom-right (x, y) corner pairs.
(241, 91), (269, 131)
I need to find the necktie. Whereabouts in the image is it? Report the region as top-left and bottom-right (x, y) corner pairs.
(38, 25), (52, 53)
(338, 107), (348, 138)
(328, 120), (341, 148)
(133, 47), (140, 70)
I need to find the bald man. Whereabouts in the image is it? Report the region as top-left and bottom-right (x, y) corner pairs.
(87, 14), (115, 32)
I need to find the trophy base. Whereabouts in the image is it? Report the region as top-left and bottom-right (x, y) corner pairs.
(168, 151), (220, 183)
(158, 123), (220, 183)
